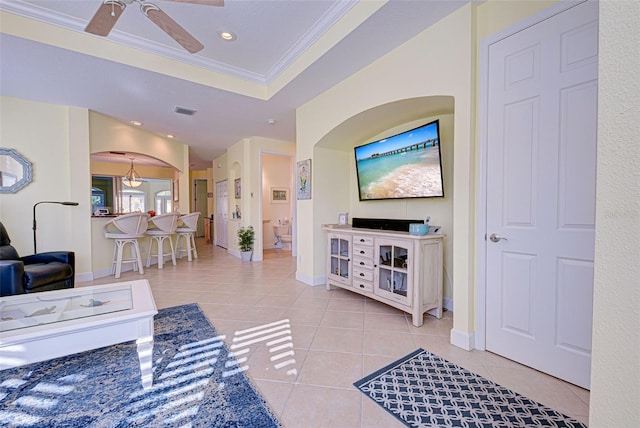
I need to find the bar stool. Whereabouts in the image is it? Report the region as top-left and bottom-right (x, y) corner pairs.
(145, 212), (180, 269)
(176, 212), (200, 261)
(104, 212), (150, 279)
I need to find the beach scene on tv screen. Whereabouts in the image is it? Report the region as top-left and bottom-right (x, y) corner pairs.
(355, 121), (443, 200)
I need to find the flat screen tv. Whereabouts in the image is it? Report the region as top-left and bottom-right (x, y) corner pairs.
(354, 119), (444, 201)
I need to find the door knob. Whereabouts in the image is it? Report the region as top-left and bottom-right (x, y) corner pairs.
(489, 233), (507, 243)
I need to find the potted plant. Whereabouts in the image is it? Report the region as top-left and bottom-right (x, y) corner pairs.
(237, 225), (255, 262)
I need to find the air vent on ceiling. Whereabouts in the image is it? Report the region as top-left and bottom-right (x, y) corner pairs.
(174, 106), (197, 116)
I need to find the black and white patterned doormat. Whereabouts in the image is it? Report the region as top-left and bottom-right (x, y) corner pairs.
(354, 348), (586, 427)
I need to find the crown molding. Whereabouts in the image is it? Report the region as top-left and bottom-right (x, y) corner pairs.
(0, 0), (355, 86)
(265, 0), (357, 82)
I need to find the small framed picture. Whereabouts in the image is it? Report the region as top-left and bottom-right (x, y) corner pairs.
(338, 212), (349, 225)
(271, 187), (288, 203)
(234, 178), (241, 199)
(297, 159), (311, 200)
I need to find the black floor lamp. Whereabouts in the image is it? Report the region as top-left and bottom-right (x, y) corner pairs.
(33, 201), (79, 253)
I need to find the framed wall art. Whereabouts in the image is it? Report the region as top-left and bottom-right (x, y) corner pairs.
(234, 178), (241, 199)
(270, 187), (289, 204)
(297, 159), (311, 200)
(338, 212), (349, 225)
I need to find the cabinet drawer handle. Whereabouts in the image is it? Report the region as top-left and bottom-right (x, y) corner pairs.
(359, 261), (365, 265)
(359, 273), (365, 277)
(360, 239), (365, 242)
(359, 250), (365, 254)
(359, 284), (365, 288)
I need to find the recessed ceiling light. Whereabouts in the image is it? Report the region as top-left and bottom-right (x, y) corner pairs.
(267, 119), (276, 125)
(130, 120), (143, 126)
(219, 31), (236, 41)
(167, 134), (174, 139)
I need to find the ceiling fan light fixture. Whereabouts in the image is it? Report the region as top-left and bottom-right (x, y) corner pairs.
(107, 0), (125, 17)
(130, 120), (143, 126)
(140, 2), (159, 16)
(123, 158), (143, 188)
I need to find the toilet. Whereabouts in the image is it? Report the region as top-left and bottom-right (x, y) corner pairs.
(273, 221), (292, 250)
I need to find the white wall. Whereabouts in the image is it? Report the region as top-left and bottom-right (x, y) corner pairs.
(68, 107), (93, 279)
(589, 0), (640, 425)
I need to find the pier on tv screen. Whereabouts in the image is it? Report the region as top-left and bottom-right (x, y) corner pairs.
(354, 119), (444, 201)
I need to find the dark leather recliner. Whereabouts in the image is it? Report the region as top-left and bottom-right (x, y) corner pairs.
(0, 221), (75, 296)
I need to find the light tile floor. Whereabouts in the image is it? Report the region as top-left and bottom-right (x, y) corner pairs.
(81, 241), (590, 427)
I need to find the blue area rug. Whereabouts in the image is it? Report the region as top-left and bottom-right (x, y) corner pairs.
(0, 303), (281, 427)
(354, 348), (586, 428)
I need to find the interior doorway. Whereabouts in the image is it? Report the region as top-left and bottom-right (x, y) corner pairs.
(260, 152), (296, 260)
(193, 179), (207, 237)
(215, 180), (229, 249)
(477, 1), (597, 389)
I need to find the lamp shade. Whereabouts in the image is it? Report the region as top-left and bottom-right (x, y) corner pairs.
(123, 158), (143, 188)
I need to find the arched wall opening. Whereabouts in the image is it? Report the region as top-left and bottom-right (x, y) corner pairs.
(310, 95), (455, 309)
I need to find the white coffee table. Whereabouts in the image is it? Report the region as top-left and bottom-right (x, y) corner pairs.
(0, 280), (158, 389)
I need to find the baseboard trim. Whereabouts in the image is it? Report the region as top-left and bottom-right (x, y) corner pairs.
(75, 271), (96, 282)
(450, 328), (475, 351)
(295, 272), (326, 286)
(84, 256), (174, 282)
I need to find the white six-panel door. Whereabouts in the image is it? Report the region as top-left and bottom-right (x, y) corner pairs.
(485, 1), (598, 389)
(215, 180), (229, 249)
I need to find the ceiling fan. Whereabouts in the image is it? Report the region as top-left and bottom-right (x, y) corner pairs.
(84, 0), (224, 54)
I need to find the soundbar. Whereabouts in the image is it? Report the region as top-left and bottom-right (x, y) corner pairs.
(351, 218), (423, 232)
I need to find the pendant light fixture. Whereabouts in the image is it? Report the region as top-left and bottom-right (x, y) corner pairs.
(123, 157), (143, 188)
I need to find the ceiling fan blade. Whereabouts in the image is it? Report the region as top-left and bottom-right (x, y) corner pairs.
(142, 4), (204, 54)
(85, 1), (126, 37)
(162, 0), (224, 6)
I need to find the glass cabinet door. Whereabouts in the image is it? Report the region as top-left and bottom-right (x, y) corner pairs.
(375, 239), (411, 305)
(329, 234), (351, 285)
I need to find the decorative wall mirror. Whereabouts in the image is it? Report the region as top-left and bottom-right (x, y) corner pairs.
(0, 148), (33, 193)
